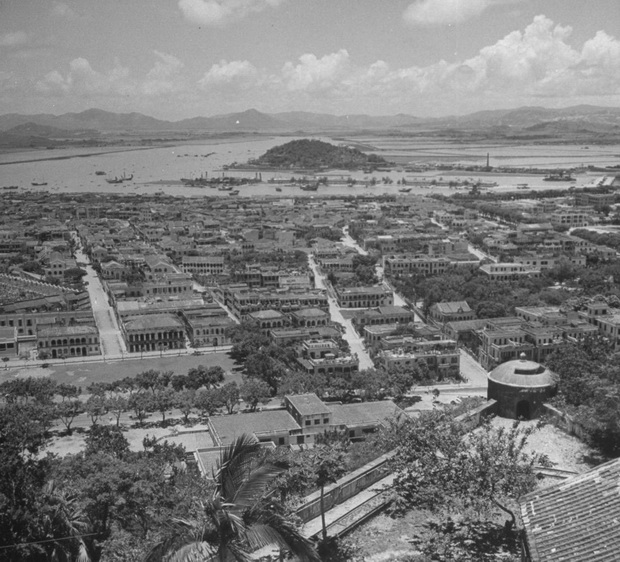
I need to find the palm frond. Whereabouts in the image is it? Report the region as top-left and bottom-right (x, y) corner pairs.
(164, 542), (218, 562)
(76, 541), (91, 562)
(232, 462), (285, 511)
(143, 519), (209, 562)
(242, 503), (320, 562)
(225, 542), (256, 562)
(215, 434), (262, 502)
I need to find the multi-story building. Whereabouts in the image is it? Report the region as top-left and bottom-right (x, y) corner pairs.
(350, 305), (415, 329)
(479, 263), (541, 281)
(582, 301), (620, 349)
(296, 338), (359, 377)
(44, 257), (78, 279)
(37, 325), (100, 358)
(247, 309), (291, 333)
(0, 326), (18, 358)
(335, 286), (393, 309)
(181, 308), (235, 347)
(122, 313), (186, 353)
(181, 255), (226, 276)
(383, 255), (453, 276)
(376, 337), (460, 380)
(290, 308), (331, 328)
(478, 317), (534, 370)
(514, 253), (586, 270)
(428, 301), (475, 325)
(550, 207), (592, 228)
(224, 286), (329, 320)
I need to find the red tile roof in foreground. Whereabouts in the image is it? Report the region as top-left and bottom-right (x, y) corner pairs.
(520, 458), (620, 561)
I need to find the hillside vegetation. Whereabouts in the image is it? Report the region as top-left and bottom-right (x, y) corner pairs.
(249, 139), (388, 169)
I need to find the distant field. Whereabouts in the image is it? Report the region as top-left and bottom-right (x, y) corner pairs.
(0, 352), (241, 388)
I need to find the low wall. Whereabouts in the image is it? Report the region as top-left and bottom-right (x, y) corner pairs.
(542, 403), (590, 441)
(295, 450), (396, 523)
(455, 399), (497, 431)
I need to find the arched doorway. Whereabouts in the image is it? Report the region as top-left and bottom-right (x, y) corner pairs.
(516, 400), (531, 420)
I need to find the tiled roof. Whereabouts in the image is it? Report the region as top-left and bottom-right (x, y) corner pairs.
(433, 301), (471, 314)
(520, 458), (620, 561)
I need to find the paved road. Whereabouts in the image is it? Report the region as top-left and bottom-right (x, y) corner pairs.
(459, 348), (488, 388)
(468, 243), (498, 263)
(73, 233), (126, 356)
(341, 226), (368, 255)
(308, 254), (374, 370)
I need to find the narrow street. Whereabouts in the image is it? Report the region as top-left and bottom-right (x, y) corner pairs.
(341, 226), (368, 255)
(468, 243), (497, 263)
(72, 232), (126, 357)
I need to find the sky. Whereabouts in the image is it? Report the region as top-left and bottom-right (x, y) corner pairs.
(1, 0), (619, 119)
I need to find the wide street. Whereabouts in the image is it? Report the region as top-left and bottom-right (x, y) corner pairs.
(73, 232), (126, 357)
(308, 254), (374, 370)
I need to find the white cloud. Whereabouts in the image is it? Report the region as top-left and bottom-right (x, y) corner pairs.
(198, 59), (258, 88)
(178, 0), (286, 26)
(51, 2), (78, 19)
(35, 57), (132, 97)
(27, 15), (620, 116)
(0, 31), (28, 48)
(403, 0), (517, 26)
(143, 51), (185, 95)
(281, 49), (351, 92)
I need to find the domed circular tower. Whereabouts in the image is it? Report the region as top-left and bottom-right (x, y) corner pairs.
(488, 354), (558, 419)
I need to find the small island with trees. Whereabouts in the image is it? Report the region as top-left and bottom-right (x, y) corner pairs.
(237, 139), (390, 171)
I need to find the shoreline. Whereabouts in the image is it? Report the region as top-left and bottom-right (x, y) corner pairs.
(0, 145), (165, 166)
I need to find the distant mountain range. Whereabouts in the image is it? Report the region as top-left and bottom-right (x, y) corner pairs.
(1, 105), (619, 137)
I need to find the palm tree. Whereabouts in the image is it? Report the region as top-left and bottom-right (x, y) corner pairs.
(37, 480), (92, 562)
(145, 434), (319, 562)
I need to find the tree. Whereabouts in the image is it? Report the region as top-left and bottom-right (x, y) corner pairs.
(279, 370), (327, 397)
(219, 382), (240, 414)
(145, 434), (319, 562)
(240, 378), (271, 412)
(85, 394), (108, 426)
(128, 392), (155, 426)
(310, 445), (347, 541)
(105, 395), (128, 427)
(350, 368), (384, 400)
(175, 389), (196, 423)
(385, 367), (415, 400)
(194, 388), (223, 418)
(186, 365), (225, 390)
(56, 399), (84, 434)
(135, 370), (162, 394)
(245, 350), (287, 392)
(390, 410), (546, 533)
(153, 387), (176, 423)
(546, 344), (600, 406)
(85, 424), (129, 459)
(228, 322), (270, 363)
(170, 373), (188, 392)
(0, 402), (56, 559)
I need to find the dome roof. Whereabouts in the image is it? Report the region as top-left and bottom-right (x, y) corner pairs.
(488, 355), (557, 388)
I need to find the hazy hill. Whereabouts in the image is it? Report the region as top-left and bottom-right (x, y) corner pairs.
(1, 105), (620, 137)
(431, 105), (620, 130)
(5, 122), (97, 138)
